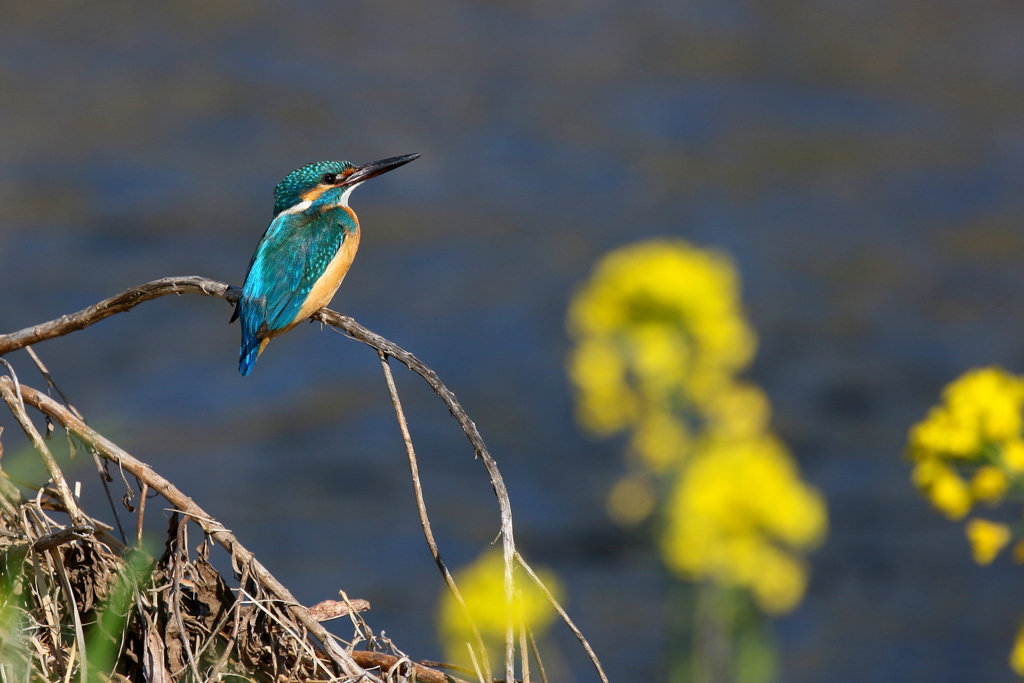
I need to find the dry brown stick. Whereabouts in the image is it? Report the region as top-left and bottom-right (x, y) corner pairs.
(518, 601), (530, 683)
(0, 379), (86, 526)
(514, 551), (608, 683)
(377, 351), (492, 681)
(351, 650), (474, 683)
(136, 482), (148, 548)
(0, 277), (232, 357)
(8, 379), (375, 683)
(467, 644), (486, 683)
(525, 628), (548, 683)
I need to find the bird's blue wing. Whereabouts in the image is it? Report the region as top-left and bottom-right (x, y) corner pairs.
(236, 210), (346, 374)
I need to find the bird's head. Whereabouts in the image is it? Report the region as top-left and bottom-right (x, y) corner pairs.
(273, 154), (420, 216)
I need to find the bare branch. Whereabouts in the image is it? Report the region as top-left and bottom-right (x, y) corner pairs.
(0, 277), (233, 357)
(6, 378), (375, 682)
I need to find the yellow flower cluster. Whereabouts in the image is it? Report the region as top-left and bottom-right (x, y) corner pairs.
(567, 239), (756, 447)
(908, 367), (1024, 520)
(568, 238), (827, 616)
(437, 549), (561, 669)
(908, 367), (1024, 677)
(663, 435), (827, 614)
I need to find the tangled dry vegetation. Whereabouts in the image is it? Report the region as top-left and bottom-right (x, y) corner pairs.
(0, 277), (607, 683)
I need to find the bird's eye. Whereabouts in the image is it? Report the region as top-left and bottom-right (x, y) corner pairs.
(322, 173), (338, 184)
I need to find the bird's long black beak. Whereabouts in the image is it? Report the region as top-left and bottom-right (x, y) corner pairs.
(340, 153), (420, 187)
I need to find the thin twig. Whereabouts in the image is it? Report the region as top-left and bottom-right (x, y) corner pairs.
(60, 639), (76, 683)
(0, 379), (85, 526)
(377, 351), (492, 680)
(515, 551), (608, 683)
(136, 482), (148, 548)
(0, 360), (24, 408)
(518, 595), (530, 683)
(90, 449), (128, 546)
(9, 379), (376, 683)
(24, 346), (84, 422)
(48, 548), (88, 683)
(467, 643), (486, 683)
(525, 628), (548, 683)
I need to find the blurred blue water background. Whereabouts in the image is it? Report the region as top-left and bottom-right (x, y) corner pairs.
(3, 1), (1024, 681)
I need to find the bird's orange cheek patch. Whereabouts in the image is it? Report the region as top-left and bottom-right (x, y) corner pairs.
(300, 185), (331, 202)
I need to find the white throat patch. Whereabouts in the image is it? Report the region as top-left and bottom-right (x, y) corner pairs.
(338, 182), (362, 208)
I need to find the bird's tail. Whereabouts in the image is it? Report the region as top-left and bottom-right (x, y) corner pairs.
(239, 337), (269, 376)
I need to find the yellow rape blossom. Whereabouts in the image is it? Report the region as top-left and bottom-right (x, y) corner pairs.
(923, 465), (972, 520)
(964, 519), (1011, 565)
(438, 549), (561, 668)
(971, 466), (1009, 503)
(908, 367), (1024, 521)
(907, 367), (1024, 675)
(1003, 439), (1024, 473)
(567, 239), (757, 439)
(662, 434), (827, 615)
(909, 367), (1024, 461)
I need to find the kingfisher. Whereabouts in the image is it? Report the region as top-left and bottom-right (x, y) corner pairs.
(231, 153), (419, 375)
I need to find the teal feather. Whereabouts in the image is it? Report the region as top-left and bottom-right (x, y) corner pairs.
(237, 185), (356, 375)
